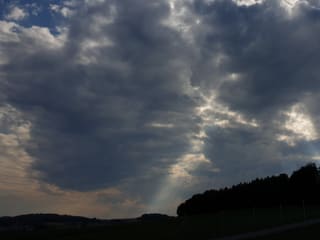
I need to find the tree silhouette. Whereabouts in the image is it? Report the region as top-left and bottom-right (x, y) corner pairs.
(177, 163), (320, 216)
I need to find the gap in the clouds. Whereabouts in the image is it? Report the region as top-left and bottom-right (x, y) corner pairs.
(146, 89), (215, 214)
(0, 0), (67, 35)
(147, 88), (260, 214)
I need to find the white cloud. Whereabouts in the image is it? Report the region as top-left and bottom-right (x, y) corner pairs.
(5, 6), (28, 21)
(21, 25), (66, 49)
(50, 4), (60, 12)
(0, 21), (20, 42)
(282, 0), (300, 7)
(0, 20), (66, 49)
(277, 103), (318, 146)
(50, 4), (74, 18)
(232, 0), (265, 6)
(195, 92), (259, 128)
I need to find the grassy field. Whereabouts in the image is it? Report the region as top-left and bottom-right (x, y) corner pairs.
(2, 206), (320, 239)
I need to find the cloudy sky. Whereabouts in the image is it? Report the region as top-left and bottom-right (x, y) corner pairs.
(1, 0), (320, 218)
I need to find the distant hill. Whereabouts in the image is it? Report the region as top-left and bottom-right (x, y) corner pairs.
(0, 214), (104, 231)
(0, 213), (98, 225)
(177, 163), (320, 216)
(0, 213), (174, 232)
(138, 213), (175, 221)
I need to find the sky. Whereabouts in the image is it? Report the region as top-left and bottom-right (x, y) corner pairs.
(1, 0), (320, 218)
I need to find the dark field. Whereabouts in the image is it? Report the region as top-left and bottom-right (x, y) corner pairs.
(2, 206), (320, 240)
(253, 222), (320, 240)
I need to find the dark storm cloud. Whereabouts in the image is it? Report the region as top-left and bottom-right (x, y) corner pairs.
(191, 0), (320, 117)
(1, 0), (199, 191)
(203, 124), (311, 187)
(2, 0), (320, 197)
(188, 0), (320, 185)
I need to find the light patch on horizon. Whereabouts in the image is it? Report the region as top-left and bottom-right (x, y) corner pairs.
(0, 181), (144, 218)
(0, 105), (145, 218)
(277, 103), (318, 146)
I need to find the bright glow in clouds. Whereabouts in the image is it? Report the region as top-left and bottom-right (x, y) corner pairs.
(149, 89), (258, 213)
(232, 0), (264, 6)
(196, 91), (259, 128)
(280, 0), (304, 14)
(163, 0), (201, 43)
(233, 0), (300, 8)
(148, 89), (212, 213)
(283, 0), (300, 7)
(277, 103), (318, 146)
(232, 0), (301, 12)
(149, 122), (175, 128)
(170, 154), (213, 180)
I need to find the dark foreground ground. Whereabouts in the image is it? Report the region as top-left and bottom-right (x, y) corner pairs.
(252, 222), (320, 240)
(2, 206), (320, 240)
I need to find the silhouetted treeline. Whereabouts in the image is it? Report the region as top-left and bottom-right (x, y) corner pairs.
(177, 163), (320, 216)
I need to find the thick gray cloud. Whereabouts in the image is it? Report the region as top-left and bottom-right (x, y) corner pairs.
(1, 0), (199, 191)
(203, 123), (320, 187)
(1, 0), (320, 216)
(191, 0), (320, 116)
(189, 0), (320, 185)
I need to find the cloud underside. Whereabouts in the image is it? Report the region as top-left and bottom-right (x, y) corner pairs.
(1, 0), (320, 216)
